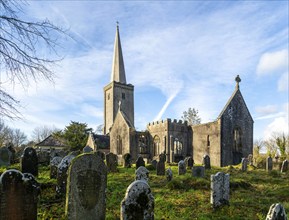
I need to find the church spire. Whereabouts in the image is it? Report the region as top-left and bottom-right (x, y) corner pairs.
(111, 23), (126, 84)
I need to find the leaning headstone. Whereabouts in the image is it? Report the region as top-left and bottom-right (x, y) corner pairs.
(65, 154), (107, 220)
(135, 166), (149, 182)
(203, 154), (211, 169)
(120, 180), (154, 220)
(241, 158), (248, 171)
(83, 145), (93, 153)
(192, 166), (205, 178)
(266, 156), (273, 172)
(21, 147), (38, 177)
(166, 168), (173, 181)
(210, 172), (230, 208)
(56, 154), (76, 196)
(136, 156), (145, 169)
(0, 147), (11, 166)
(50, 156), (63, 179)
(123, 153), (132, 168)
(281, 160), (289, 173)
(266, 203), (287, 220)
(247, 154), (253, 165)
(178, 160), (186, 175)
(156, 160), (165, 176)
(106, 152), (118, 173)
(151, 160), (157, 169)
(0, 169), (40, 220)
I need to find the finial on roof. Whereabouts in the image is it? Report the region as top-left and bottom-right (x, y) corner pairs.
(116, 21), (119, 29)
(235, 75), (241, 89)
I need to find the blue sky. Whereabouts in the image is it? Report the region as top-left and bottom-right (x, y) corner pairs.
(3, 1), (288, 141)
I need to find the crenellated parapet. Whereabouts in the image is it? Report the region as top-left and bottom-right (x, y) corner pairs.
(147, 118), (189, 132)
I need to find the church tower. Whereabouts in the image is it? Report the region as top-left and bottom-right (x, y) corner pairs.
(103, 24), (134, 134)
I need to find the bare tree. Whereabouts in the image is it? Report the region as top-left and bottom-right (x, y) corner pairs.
(181, 107), (201, 126)
(31, 125), (59, 143)
(0, 120), (27, 147)
(11, 128), (27, 147)
(0, 0), (67, 119)
(253, 138), (264, 156)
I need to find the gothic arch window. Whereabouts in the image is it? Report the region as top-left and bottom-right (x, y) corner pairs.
(174, 138), (183, 155)
(153, 135), (160, 156)
(233, 128), (242, 152)
(138, 134), (147, 154)
(117, 135), (122, 155)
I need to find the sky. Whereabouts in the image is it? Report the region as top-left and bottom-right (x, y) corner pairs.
(2, 1), (288, 142)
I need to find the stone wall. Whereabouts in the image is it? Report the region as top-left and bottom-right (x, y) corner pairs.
(192, 121), (221, 166)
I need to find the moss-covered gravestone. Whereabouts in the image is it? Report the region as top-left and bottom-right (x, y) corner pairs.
(135, 166), (149, 182)
(0, 169), (40, 220)
(166, 168), (173, 181)
(135, 156), (145, 169)
(178, 160), (186, 175)
(106, 152), (118, 172)
(21, 147), (38, 177)
(0, 147), (11, 167)
(123, 153), (132, 168)
(120, 180), (154, 220)
(202, 154), (211, 170)
(50, 156), (63, 179)
(266, 156), (273, 171)
(65, 154), (107, 220)
(210, 172), (230, 208)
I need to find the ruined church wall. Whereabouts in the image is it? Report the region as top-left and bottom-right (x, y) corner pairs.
(192, 121), (221, 166)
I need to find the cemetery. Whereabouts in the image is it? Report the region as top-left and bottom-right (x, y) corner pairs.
(0, 151), (288, 219)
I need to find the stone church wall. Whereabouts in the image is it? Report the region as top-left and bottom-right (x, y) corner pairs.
(192, 121), (221, 166)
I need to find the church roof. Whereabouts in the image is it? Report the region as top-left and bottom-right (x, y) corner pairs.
(217, 75), (253, 121)
(111, 24), (126, 84)
(91, 133), (110, 149)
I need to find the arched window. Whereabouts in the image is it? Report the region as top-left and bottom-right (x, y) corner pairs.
(117, 135), (122, 155)
(233, 128), (242, 152)
(174, 138), (183, 155)
(139, 135), (147, 154)
(207, 135), (210, 147)
(153, 136), (160, 156)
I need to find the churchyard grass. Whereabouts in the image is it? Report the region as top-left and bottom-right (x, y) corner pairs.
(0, 163), (288, 219)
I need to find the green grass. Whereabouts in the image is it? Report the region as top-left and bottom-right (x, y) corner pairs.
(1, 164), (288, 219)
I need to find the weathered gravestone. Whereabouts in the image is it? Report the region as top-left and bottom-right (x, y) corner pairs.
(266, 156), (273, 172)
(50, 156), (63, 179)
(247, 154), (253, 165)
(241, 158), (248, 171)
(151, 160), (157, 169)
(159, 153), (166, 163)
(37, 150), (50, 165)
(120, 180), (154, 220)
(56, 154), (76, 196)
(281, 160), (288, 173)
(210, 172), (230, 208)
(186, 157), (194, 169)
(266, 203), (287, 220)
(156, 161), (165, 176)
(192, 166), (205, 178)
(123, 153), (132, 168)
(178, 160), (186, 175)
(203, 154), (211, 169)
(0, 169), (40, 220)
(136, 156), (145, 169)
(0, 147), (11, 166)
(95, 150), (105, 161)
(83, 145), (93, 153)
(21, 147), (38, 177)
(166, 167), (173, 181)
(135, 166), (149, 182)
(106, 152), (118, 172)
(65, 154), (107, 220)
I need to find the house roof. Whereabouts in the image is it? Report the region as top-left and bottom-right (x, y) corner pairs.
(35, 135), (67, 147)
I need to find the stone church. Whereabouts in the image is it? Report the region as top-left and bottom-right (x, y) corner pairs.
(91, 25), (253, 167)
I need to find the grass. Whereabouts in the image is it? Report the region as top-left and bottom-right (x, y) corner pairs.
(1, 163), (288, 219)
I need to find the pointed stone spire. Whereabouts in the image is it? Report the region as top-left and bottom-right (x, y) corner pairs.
(111, 23), (126, 84)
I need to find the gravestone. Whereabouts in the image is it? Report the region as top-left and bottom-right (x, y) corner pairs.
(151, 160), (157, 169)
(135, 166), (149, 182)
(37, 150), (50, 165)
(211, 172), (230, 208)
(50, 156), (63, 179)
(123, 153), (132, 168)
(186, 157), (194, 169)
(166, 168), (173, 181)
(0, 169), (40, 220)
(266, 156), (273, 172)
(21, 147), (38, 176)
(95, 151), (105, 161)
(106, 152), (118, 172)
(0, 147), (11, 166)
(281, 160), (288, 173)
(156, 160), (165, 176)
(241, 158), (248, 171)
(136, 156), (145, 169)
(83, 145), (93, 153)
(202, 154), (211, 169)
(192, 166), (205, 178)
(120, 180), (154, 220)
(159, 153), (166, 163)
(65, 154), (107, 220)
(56, 154), (76, 196)
(178, 160), (186, 175)
(247, 154), (253, 165)
(266, 203), (287, 220)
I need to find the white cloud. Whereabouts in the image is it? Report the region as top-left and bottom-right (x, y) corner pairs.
(264, 117), (289, 140)
(278, 72), (289, 92)
(256, 49), (288, 76)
